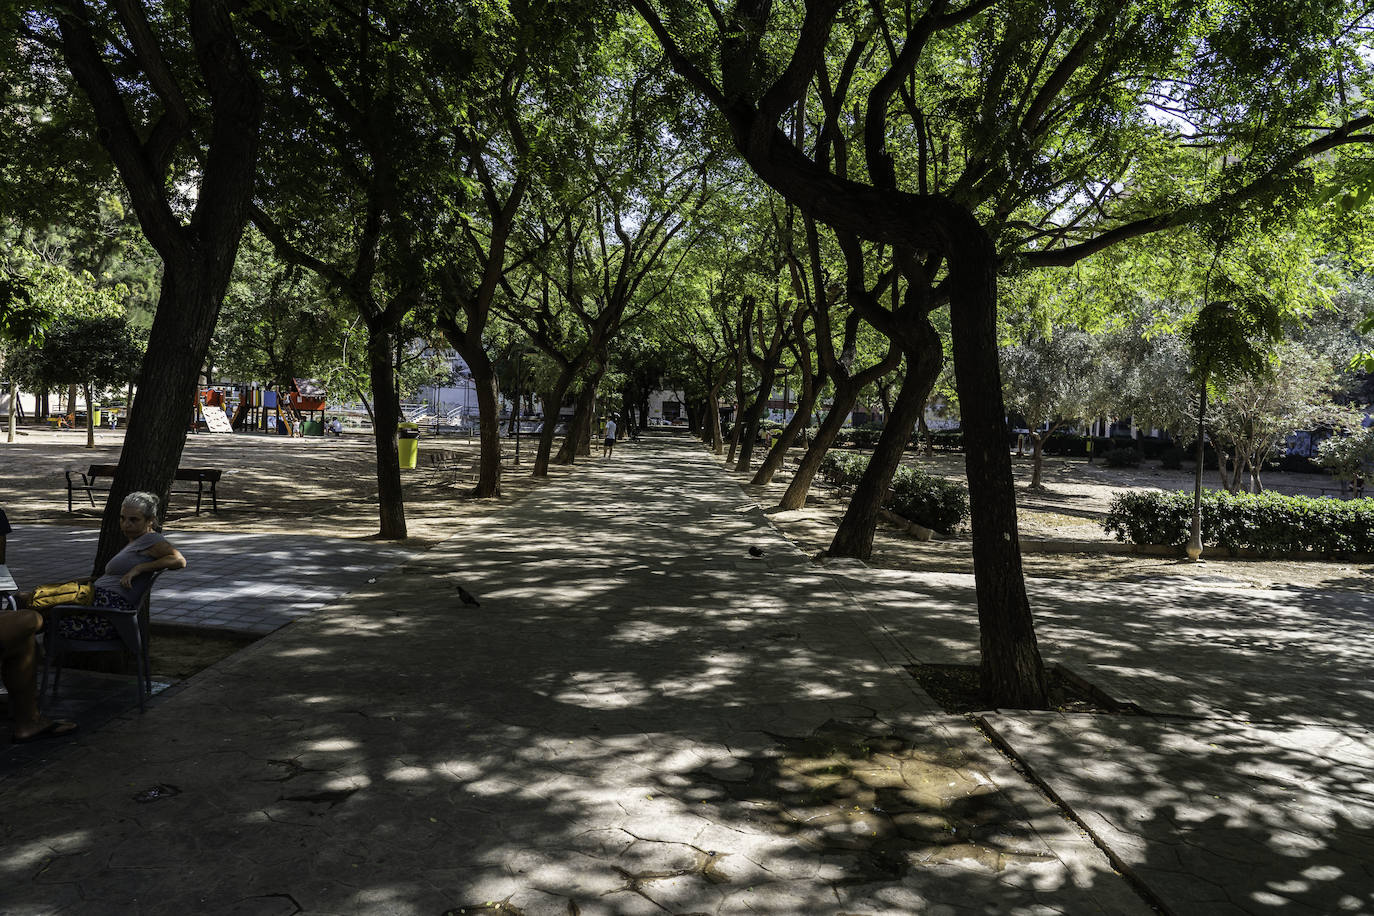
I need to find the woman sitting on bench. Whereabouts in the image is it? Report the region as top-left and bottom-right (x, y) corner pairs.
(26, 492), (186, 639)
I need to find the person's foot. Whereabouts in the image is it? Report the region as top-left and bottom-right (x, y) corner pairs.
(13, 719), (78, 744)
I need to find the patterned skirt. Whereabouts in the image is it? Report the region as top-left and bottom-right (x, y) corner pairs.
(55, 588), (132, 640)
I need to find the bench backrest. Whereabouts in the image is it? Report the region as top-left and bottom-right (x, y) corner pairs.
(85, 465), (219, 483)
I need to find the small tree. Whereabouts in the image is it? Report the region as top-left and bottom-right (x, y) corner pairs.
(7, 313), (142, 447)
(1183, 295), (1282, 560)
(1317, 427), (1374, 492)
(1209, 345), (1352, 492)
(1000, 328), (1098, 489)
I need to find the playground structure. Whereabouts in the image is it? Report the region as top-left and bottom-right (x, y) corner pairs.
(198, 379), (332, 436)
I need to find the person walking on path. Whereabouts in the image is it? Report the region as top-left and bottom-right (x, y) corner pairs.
(603, 415), (618, 457)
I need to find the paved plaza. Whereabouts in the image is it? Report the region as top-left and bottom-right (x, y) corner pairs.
(4, 528), (420, 635)
(0, 436), (1371, 914)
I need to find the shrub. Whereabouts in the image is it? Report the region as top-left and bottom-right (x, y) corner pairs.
(1102, 489), (1374, 555)
(819, 451), (869, 487)
(1042, 432), (1084, 456)
(1159, 446), (1186, 470)
(1137, 436), (1166, 459)
(1316, 429), (1374, 484)
(1102, 446), (1142, 468)
(884, 465), (970, 534)
(845, 426), (884, 448)
(930, 429), (963, 450)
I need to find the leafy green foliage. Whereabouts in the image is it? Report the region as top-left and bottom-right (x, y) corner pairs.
(5, 312), (141, 393)
(885, 465), (970, 535)
(818, 451), (870, 488)
(1316, 428), (1374, 484)
(818, 451), (969, 533)
(1103, 489), (1374, 554)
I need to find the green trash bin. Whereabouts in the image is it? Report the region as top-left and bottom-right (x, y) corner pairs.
(398, 423), (419, 469)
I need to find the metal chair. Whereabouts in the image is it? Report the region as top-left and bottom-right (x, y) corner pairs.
(40, 571), (163, 712)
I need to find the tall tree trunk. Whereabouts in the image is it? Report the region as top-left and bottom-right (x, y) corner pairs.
(470, 353), (501, 497)
(95, 271), (237, 569)
(778, 376), (866, 510)
(366, 321), (406, 539)
(948, 237), (1047, 709)
(6, 380), (17, 443)
(1187, 382), (1207, 561)
(752, 381), (817, 485)
(734, 370), (776, 473)
(534, 375), (572, 476)
(555, 382), (598, 464)
(705, 382), (725, 454)
(84, 383), (95, 448)
(829, 338), (938, 558)
(69, 0), (263, 570)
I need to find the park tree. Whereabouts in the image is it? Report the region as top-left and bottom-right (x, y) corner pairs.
(775, 219), (900, 511)
(212, 234), (344, 399)
(1317, 425), (1374, 492)
(629, 0), (1374, 706)
(0, 247), (139, 446)
(505, 61), (722, 475)
(10, 1), (263, 568)
(660, 269), (744, 455)
(7, 312), (142, 448)
(1000, 327), (1099, 489)
(1208, 343), (1352, 493)
(430, 0), (606, 497)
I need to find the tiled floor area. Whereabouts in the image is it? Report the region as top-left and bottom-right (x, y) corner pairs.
(3, 526), (421, 635)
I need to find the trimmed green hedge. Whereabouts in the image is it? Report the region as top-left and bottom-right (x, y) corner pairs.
(1103, 489), (1374, 554)
(818, 453), (969, 534)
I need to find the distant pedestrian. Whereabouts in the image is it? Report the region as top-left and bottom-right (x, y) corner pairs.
(1355, 473), (1366, 499)
(603, 415), (618, 457)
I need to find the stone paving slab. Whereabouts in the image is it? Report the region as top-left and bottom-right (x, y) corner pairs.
(838, 566), (1374, 727)
(980, 713), (1374, 916)
(2, 527), (420, 634)
(0, 441), (1144, 915)
(823, 561), (1374, 915)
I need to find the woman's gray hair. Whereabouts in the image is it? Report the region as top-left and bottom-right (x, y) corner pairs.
(122, 491), (160, 521)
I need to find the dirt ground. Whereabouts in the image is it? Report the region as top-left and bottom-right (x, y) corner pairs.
(736, 447), (1374, 593)
(0, 424), (566, 547)
(3, 424), (1368, 600)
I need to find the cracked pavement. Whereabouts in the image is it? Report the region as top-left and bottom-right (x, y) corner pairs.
(5, 435), (1362, 914)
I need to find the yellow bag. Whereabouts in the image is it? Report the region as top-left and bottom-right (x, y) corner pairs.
(30, 581), (93, 608)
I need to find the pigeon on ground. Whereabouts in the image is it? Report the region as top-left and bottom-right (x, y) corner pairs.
(456, 586), (481, 607)
(748, 545), (764, 557)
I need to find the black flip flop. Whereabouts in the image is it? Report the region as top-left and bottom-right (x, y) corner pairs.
(13, 720), (78, 744)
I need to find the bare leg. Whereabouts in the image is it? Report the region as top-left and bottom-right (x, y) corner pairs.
(1, 609), (75, 741)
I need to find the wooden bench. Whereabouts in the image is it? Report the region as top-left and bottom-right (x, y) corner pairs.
(65, 464), (222, 514)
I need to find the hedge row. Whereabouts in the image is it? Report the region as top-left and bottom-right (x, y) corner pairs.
(1102, 489), (1374, 555)
(818, 452), (969, 533)
(828, 426), (964, 450)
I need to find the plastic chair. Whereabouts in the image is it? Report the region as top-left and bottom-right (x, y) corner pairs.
(40, 571), (163, 712)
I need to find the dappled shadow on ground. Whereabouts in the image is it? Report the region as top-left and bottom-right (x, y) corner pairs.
(0, 438), (1140, 915)
(982, 713), (1374, 915)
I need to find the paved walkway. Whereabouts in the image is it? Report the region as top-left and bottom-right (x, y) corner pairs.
(4, 529), (419, 634)
(0, 437), (1370, 914)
